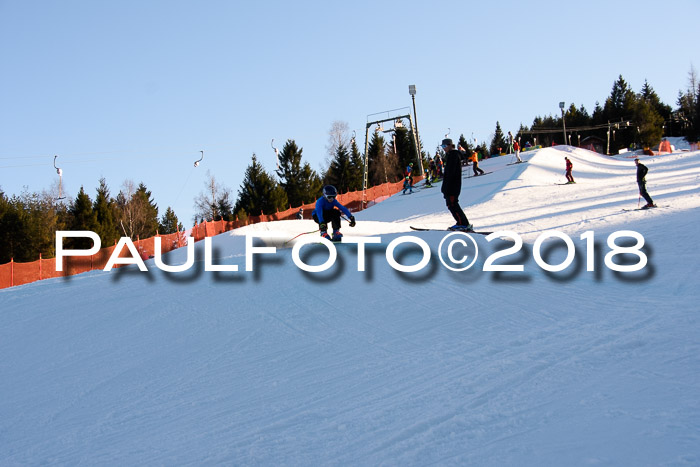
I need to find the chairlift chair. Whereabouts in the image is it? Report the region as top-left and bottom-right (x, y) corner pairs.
(53, 155), (66, 200)
(194, 150), (204, 167)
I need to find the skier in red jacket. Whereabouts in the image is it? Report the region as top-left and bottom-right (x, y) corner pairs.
(565, 157), (575, 184)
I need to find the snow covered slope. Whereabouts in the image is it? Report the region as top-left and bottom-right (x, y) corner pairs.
(1, 147), (700, 465)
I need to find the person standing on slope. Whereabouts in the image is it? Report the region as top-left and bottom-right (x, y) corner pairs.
(441, 138), (473, 231)
(565, 156), (575, 184)
(312, 185), (356, 241)
(635, 158), (656, 208)
(513, 140), (523, 163)
(471, 151), (485, 176)
(403, 162), (414, 194)
(507, 131), (514, 154)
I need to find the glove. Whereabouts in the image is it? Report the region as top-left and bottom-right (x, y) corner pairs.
(319, 223), (327, 232)
(349, 216), (356, 227)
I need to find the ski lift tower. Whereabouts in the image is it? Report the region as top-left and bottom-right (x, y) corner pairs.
(362, 107), (422, 209)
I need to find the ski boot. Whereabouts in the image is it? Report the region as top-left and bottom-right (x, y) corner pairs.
(448, 223), (474, 232)
(332, 230), (343, 242)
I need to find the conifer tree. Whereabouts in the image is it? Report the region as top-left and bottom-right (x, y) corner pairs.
(325, 143), (352, 193)
(348, 138), (365, 191)
(275, 139), (320, 207)
(159, 207), (183, 234)
(367, 132), (387, 186)
(69, 186), (99, 249)
(0, 191), (26, 262)
(602, 76), (638, 150)
(234, 154), (288, 217)
(458, 134), (471, 153)
(134, 183), (159, 237)
(633, 97), (664, 148)
(641, 80), (672, 124)
(296, 162), (322, 205)
(633, 81), (667, 147)
(0, 190), (13, 262)
(93, 178), (119, 245)
(603, 75), (636, 123)
(489, 122), (507, 155)
(216, 192), (235, 221)
(393, 124), (415, 170)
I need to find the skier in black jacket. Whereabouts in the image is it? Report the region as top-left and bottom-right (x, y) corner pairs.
(635, 158), (656, 208)
(441, 138), (473, 231)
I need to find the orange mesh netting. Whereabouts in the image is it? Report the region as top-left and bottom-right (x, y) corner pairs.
(0, 176), (421, 289)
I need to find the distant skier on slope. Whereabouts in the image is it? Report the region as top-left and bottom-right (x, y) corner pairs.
(403, 163), (414, 194)
(424, 164), (433, 188)
(507, 131), (514, 154)
(428, 158), (437, 182)
(471, 151), (485, 176)
(635, 158), (656, 208)
(565, 156), (575, 184)
(312, 185), (356, 241)
(434, 153), (444, 178)
(513, 140), (523, 163)
(441, 138), (473, 231)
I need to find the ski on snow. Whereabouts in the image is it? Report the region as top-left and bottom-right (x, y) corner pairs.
(622, 204), (664, 212)
(466, 171), (493, 178)
(409, 226), (493, 236)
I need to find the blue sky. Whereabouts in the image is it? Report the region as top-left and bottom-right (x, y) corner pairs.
(2, 0), (699, 226)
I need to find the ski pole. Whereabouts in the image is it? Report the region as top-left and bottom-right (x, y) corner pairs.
(638, 193), (641, 209)
(284, 228), (320, 246)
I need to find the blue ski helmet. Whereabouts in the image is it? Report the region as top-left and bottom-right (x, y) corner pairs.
(323, 185), (338, 201)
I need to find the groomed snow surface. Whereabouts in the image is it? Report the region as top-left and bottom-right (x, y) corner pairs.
(1, 146), (700, 465)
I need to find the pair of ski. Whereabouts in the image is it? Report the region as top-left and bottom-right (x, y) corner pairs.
(466, 171), (493, 178)
(409, 226), (492, 236)
(622, 204), (662, 212)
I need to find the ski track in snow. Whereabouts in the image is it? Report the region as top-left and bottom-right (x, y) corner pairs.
(1, 146), (700, 465)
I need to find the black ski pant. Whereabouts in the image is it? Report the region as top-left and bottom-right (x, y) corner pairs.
(566, 170), (575, 183)
(445, 195), (469, 226)
(638, 181), (653, 205)
(473, 162), (485, 176)
(313, 209), (341, 232)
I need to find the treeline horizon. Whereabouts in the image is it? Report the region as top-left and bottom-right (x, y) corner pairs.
(2, 68), (699, 263)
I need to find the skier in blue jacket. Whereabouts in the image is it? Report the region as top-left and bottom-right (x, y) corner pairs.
(312, 185), (356, 241)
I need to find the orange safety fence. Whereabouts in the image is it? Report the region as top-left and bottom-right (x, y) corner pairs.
(0, 176), (421, 289)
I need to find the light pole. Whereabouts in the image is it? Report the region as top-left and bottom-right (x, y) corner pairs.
(559, 101), (567, 146)
(409, 85), (422, 160)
